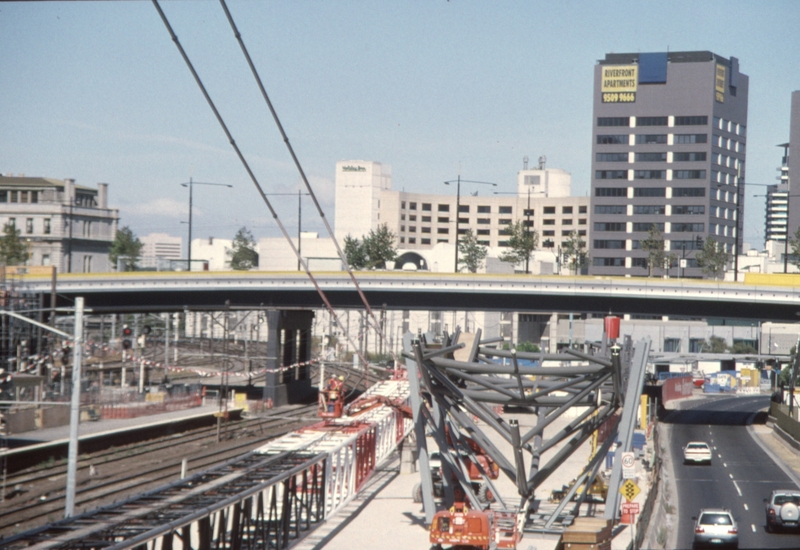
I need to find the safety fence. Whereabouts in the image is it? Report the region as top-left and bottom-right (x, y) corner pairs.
(98, 393), (202, 419)
(633, 419), (662, 550)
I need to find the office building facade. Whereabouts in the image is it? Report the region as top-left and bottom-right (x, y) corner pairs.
(589, 51), (748, 277)
(140, 232), (183, 270)
(0, 175), (118, 273)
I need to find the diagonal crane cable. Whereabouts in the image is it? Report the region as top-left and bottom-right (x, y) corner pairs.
(217, 0), (391, 352)
(151, 0), (372, 372)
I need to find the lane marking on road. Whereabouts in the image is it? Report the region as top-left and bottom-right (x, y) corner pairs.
(733, 480), (742, 496)
(729, 473), (734, 479)
(744, 503), (748, 510)
(723, 462), (727, 467)
(751, 524), (756, 532)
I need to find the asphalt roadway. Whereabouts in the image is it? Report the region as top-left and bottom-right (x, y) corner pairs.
(665, 394), (800, 550)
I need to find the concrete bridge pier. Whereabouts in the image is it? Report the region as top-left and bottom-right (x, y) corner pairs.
(262, 309), (315, 407)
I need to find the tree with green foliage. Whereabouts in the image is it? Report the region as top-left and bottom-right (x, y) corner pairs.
(778, 346), (798, 387)
(730, 341), (757, 354)
(0, 222), (29, 266)
(501, 341), (541, 352)
(499, 221), (538, 273)
(109, 226), (143, 271)
(700, 335), (729, 353)
(362, 224), (397, 269)
(343, 224), (397, 270)
(458, 229), (487, 273)
(641, 225), (668, 277)
(695, 237), (729, 279)
(227, 226), (259, 270)
(561, 230), (587, 275)
(344, 235), (367, 270)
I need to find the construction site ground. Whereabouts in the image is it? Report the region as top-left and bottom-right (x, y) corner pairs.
(297, 405), (651, 550)
(299, 389), (800, 550)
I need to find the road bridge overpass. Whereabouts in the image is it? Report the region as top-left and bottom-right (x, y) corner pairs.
(15, 271), (800, 322)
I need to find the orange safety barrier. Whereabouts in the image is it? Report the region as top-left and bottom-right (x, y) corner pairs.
(99, 393), (202, 420)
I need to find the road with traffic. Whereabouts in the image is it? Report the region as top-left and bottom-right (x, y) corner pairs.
(665, 394), (800, 549)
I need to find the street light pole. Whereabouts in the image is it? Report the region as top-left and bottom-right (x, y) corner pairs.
(263, 192), (310, 271)
(452, 175), (460, 273)
(181, 178), (233, 270)
(494, 186), (532, 273)
(784, 179), (792, 274)
(298, 189), (302, 271)
(445, 177), (497, 273)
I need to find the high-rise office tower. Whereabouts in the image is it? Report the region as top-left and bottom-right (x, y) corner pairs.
(589, 51), (748, 278)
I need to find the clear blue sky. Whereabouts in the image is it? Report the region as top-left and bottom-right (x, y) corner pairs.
(1, 1), (798, 251)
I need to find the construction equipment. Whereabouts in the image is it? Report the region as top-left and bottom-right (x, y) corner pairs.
(413, 431), (500, 505)
(318, 375), (345, 420)
(429, 502), (521, 550)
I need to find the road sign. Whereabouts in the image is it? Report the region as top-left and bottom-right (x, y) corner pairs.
(622, 502), (640, 514)
(621, 451), (635, 479)
(619, 479), (640, 502)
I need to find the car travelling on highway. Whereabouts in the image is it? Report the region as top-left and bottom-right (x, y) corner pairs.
(693, 509), (738, 549)
(764, 489), (800, 532)
(684, 441), (713, 465)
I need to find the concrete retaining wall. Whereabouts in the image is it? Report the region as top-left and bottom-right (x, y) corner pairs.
(39, 406), (71, 429)
(770, 402), (800, 443)
(6, 408), (36, 434)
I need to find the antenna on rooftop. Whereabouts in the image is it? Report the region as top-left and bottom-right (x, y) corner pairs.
(538, 155), (547, 170)
(523, 156), (529, 170)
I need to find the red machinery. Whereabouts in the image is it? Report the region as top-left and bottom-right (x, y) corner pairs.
(429, 502), (520, 550)
(318, 376), (345, 420)
(448, 431), (500, 503)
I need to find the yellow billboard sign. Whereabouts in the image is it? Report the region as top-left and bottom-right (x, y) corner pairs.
(601, 65), (637, 103)
(715, 64), (726, 103)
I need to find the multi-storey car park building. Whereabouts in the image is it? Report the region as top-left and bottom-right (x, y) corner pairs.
(766, 143), (790, 245)
(588, 51), (749, 277)
(791, 91), (800, 248)
(0, 175), (118, 272)
(765, 91), (800, 265)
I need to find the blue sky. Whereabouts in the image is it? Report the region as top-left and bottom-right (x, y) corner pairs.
(1, 1), (798, 251)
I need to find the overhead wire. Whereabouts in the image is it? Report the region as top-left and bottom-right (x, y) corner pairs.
(216, 0), (393, 360)
(150, 0), (373, 372)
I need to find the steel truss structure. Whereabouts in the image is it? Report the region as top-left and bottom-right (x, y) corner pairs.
(405, 330), (649, 532)
(1, 378), (412, 549)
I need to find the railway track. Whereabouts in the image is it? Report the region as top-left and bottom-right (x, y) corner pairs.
(0, 403), (319, 538)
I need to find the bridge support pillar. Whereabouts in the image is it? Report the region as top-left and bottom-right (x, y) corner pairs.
(262, 309), (315, 407)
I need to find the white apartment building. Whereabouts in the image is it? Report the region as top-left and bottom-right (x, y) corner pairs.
(333, 161), (392, 243)
(190, 236), (232, 271)
(0, 175), (119, 272)
(140, 233), (182, 270)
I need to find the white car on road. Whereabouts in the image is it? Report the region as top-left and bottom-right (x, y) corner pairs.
(684, 441), (712, 465)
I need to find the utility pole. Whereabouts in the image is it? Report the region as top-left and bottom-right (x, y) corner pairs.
(445, 175), (497, 273)
(65, 297), (84, 517)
